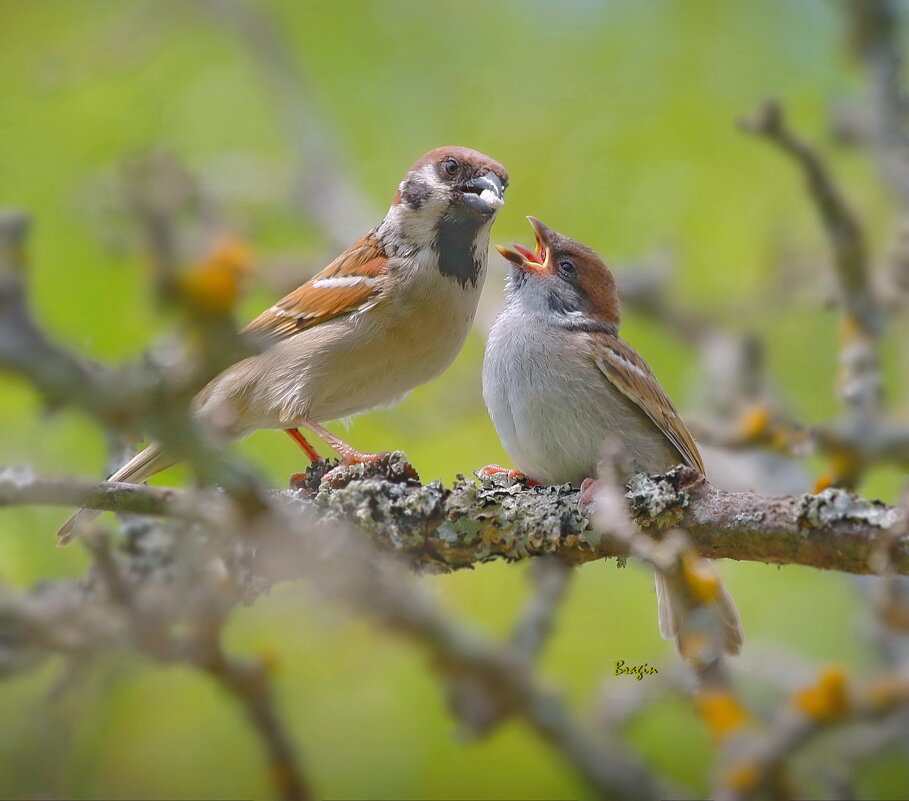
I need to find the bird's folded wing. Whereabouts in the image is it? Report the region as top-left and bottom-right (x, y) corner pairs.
(244, 233), (389, 343)
(590, 336), (705, 474)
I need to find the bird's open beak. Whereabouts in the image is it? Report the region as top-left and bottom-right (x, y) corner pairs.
(461, 172), (505, 213)
(496, 216), (554, 274)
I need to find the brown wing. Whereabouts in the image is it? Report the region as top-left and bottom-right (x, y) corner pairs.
(243, 232), (388, 343)
(590, 335), (706, 474)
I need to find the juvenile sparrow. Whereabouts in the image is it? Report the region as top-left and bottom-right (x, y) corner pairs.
(58, 146), (508, 543)
(482, 217), (742, 656)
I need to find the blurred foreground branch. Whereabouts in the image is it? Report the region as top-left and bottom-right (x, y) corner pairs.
(0, 471), (668, 801)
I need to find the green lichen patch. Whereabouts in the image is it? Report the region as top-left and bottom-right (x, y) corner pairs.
(624, 468), (692, 527)
(310, 475), (448, 553)
(282, 467), (624, 571)
(733, 511), (766, 526)
(794, 487), (901, 530)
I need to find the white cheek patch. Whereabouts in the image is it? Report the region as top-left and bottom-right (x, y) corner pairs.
(479, 188), (504, 209)
(420, 163), (446, 190)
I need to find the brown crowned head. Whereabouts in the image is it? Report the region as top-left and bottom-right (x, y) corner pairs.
(393, 146), (508, 217)
(496, 217), (621, 331)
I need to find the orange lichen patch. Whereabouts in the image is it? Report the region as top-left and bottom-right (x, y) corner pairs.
(813, 473), (833, 493)
(771, 422), (809, 453)
(865, 675), (909, 712)
(680, 552), (720, 603)
(178, 234), (254, 316)
(792, 666), (850, 723)
(695, 688), (753, 744)
(739, 404), (771, 441)
(722, 761), (761, 792)
(839, 313), (873, 345)
(769, 429), (791, 452)
(258, 646), (280, 675)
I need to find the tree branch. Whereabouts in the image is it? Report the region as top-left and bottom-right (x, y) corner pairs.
(716, 669), (909, 801)
(739, 99), (880, 337)
(195, 633), (313, 801)
(84, 532), (313, 801)
(443, 555), (574, 738)
(739, 99), (889, 484)
(4, 461), (906, 577)
(845, 0), (909, 208)
(1, 464), (669, 801)
(0, 466), (212, 521)
(0, 209), (268, 514)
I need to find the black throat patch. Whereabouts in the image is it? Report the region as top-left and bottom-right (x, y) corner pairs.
(434, 205), (485, 288)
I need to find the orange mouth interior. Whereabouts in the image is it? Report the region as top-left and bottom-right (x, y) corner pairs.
(512, 242), (544, 265)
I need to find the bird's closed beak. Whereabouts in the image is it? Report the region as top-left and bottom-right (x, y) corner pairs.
(496, 216), (555, 274)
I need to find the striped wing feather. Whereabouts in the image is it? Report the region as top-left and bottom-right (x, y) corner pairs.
(590, 336), (705, 474)
(244, 233), (388, 343)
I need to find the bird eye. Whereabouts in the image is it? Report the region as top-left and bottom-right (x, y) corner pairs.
(557, 260), (577, 280)
(442, 157), (460, 176)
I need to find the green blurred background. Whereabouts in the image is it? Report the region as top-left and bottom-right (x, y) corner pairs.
(1, 0), (907, 798)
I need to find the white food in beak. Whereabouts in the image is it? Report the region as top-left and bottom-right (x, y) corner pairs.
(479, 188), (504, 209)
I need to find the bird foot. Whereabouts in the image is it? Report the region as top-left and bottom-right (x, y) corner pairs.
(289, 451), (421, 492)
(476, 464), (540, 486)
(577, 477), (599, 512)
(324, 451), (421, 490)
(321, 450), (389, 486)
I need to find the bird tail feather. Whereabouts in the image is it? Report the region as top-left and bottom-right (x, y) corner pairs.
(655, 570), (743, 658)
(56, 442), (176, 546)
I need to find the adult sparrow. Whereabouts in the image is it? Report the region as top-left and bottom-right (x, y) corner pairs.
(58, 146), (508, 543)
(482, 217), (742, 656)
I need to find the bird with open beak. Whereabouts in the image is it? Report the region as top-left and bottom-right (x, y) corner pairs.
(58, 146), (508, 544)
(482, 217), (743, 656)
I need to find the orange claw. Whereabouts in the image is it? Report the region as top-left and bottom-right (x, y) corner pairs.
(477, 464), (540, 486)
